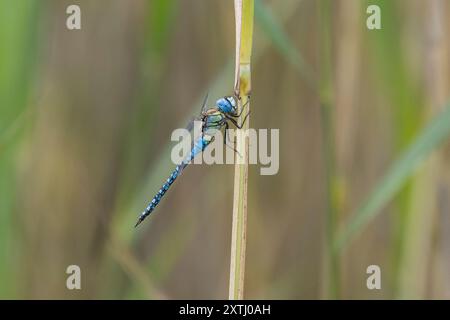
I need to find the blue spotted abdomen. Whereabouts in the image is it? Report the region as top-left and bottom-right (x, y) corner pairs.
(135, 136), (212, 227)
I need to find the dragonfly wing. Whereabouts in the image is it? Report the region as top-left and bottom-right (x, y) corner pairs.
(185, 117), (199, 133)
(200, 92), (209, 113)
(185, 92), (209, 132)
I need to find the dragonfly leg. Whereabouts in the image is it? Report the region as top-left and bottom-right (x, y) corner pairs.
(226, 110), (250, 129)
(229, 96), (250, 118)
(223, 122), (241, 157)
(240, 110), (250, 127)
(225, 121), (235, 143)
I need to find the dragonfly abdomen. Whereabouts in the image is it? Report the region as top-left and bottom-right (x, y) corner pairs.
(135, 165), (182, 227)
(134, 136), (212, 227)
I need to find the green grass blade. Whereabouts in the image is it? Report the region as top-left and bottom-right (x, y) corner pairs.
(149, 0), (178, 54)
(0, 0), (40, 298)
(254, 0), (316, 89)
(335, 102), (450, 251)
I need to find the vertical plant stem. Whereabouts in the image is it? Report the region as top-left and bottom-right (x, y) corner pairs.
(318, 0), (339, 299)
(398, 0), (449, 298)
(425, 0), (450, 298)
(229, 0), (254, 300)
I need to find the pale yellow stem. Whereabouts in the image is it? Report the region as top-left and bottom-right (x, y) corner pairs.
(229, 0), (254, 300)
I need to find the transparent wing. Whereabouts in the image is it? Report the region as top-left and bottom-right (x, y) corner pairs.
(175, 93), (210, 163)
(200, 92), (209, 113)
(185, 117), (200, 133)
(185, 92), (209, 132)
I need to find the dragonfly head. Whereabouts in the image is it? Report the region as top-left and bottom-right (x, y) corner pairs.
(216, 96), (236, 114)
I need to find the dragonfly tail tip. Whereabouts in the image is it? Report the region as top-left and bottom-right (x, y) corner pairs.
(134, 217), (143, 228)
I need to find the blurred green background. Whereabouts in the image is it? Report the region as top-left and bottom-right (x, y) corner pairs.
(1, 0), (450, 299)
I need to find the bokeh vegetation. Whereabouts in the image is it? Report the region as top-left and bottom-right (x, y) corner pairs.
(0, 0), (449, 299)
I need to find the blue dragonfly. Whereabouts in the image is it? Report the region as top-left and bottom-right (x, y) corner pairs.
(135, 94), (250, 227)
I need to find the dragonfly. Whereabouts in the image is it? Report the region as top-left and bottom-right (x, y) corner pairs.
(134, 94), (250, 227)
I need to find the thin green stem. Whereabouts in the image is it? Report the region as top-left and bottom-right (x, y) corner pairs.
(318, 0), (339, 299)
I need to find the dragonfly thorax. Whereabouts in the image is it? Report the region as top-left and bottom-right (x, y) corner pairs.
(202, 109), (226, 135)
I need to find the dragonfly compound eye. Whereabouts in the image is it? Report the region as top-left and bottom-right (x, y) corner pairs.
(226, 96), (236, 108)
(216, 97), (234, 113)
